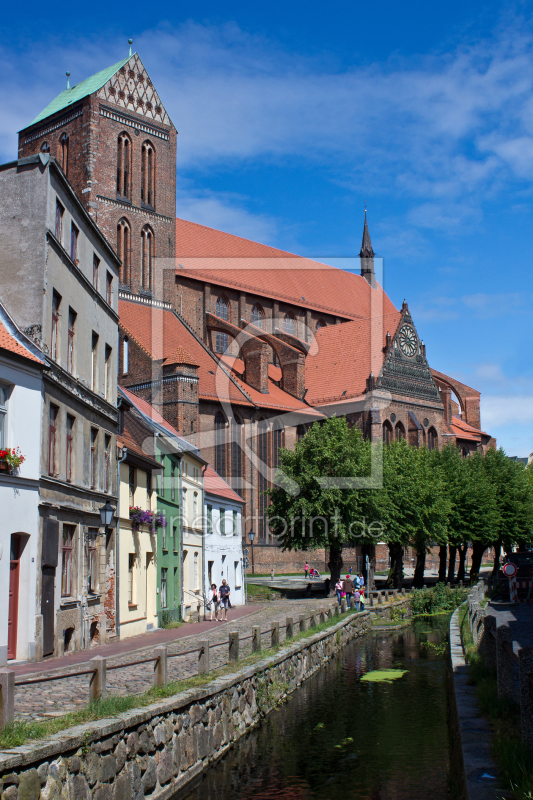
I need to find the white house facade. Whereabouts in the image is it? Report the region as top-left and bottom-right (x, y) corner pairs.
(203, 465), (245, 607)
(0, 303), (45, 664)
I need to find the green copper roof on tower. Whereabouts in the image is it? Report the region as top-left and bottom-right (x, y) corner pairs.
(27, 55), (133, 127)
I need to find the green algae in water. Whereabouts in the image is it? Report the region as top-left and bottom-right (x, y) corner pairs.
(360, 669), (407, 683)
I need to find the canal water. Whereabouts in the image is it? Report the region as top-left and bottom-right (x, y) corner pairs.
(176, 615), (452, 800)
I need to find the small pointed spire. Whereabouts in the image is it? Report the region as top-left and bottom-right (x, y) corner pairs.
(359, 207), (376, 287)
(66, 71), (71, 90)
(128, 38), (133, 57)
(360, 208), (374, 259)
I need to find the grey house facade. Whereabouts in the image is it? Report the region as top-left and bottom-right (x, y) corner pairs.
(0, 154), (120, 659)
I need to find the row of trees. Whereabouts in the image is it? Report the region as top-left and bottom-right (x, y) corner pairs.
(267, 417), (533, 588)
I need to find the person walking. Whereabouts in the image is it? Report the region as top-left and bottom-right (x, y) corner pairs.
(218, 579), (231, 621)
(358, 573), (365, 589)
(359, 588), (365, 610)
(270, 568), (275, 579)
(342, 574), (355, 607)
(208, 584), (219, 622)
(335, 578), (343, 606)
(354, 587), (361, 611)
(304, 562), (309, 578)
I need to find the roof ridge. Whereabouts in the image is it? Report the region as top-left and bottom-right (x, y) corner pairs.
(176, 216), (301, 259)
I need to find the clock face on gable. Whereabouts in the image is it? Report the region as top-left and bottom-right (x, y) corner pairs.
(398, 325), (418, 357)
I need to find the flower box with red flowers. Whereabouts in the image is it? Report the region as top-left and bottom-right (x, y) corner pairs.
(0, 447), (25, 473)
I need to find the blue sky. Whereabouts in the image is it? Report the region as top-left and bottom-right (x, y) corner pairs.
(2, 1), (533, 455)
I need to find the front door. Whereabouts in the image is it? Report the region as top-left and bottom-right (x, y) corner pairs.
(41, 567), (56, 656)
(7, 535), (21, 660)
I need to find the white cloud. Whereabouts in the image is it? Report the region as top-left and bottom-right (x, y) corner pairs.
(481, 395), (533, 427)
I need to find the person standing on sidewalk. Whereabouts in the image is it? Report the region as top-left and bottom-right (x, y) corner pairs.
(335, 578), (343, 606)
(304, 562), (309, 578)
(342, 574), (355, 607)
(354, 587), (361, 611)
(208, 584), (219, 622)
(218, 579), (231, 621)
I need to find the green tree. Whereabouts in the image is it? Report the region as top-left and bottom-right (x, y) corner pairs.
(266, 417), (373, 585)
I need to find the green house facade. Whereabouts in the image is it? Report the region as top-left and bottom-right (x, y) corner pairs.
(154, 448), (181, 626)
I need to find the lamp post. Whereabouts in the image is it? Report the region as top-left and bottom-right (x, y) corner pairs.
(249, 530), (255, 576)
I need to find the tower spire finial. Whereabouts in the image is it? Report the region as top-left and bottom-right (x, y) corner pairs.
(359, 208), (376, 287)
(66, 71), (71, 90)
(128, 38), (133, 57)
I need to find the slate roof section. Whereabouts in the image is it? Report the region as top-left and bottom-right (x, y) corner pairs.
(175, 218), (398, 320)
(304, 310), (402, 405)
(203, 464), (244, 504)
(28, 56), (131, 126)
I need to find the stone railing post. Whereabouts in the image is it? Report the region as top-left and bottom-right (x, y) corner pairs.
(252, 626), (262, 652)
(99, 612), (107, 646)
(198, 640), (209, 674)
(334, 604), (340, 617)
(496, 625), (515, 700)
(518, 646), (533, 750)
(154, 646), (168, 687)
(480, 615), (497, 673)
(229, 631), (239, 663)
(271, 622), (279, 647)
(401, 588), (406, 595)
(309, 613), (316, 628)
(89, 656), (107, 701)
(0, 669), (15, 728)
(319, 611), (325, 624)
(286, 618), (293, 639)
(341, 599), (347, 613)
(377, 594), (383, 605)
(299, 614), (306, 632)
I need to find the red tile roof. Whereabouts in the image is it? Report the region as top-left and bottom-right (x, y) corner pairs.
(0, 320), (43, 364)
(165, 346), (199, 366)
(450, 415), (489, 441)
(120, 386), (184, 440)
(175, 218), (398, 321)
(203, 464), (244, 504)
(305, 310), (402, 405)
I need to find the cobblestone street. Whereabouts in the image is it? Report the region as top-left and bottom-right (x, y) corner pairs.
(13, 599), (334, 721)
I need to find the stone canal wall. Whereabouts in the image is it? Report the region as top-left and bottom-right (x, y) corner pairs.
(0, 601), (407, 800)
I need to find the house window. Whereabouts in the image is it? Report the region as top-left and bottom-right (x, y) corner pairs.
(194, 552), (199, 589)
(215, 411), (226, 475)
(48, 404), (58, 476)
(161, 518), (167, 551)
(117, 133), (131, 199)
(128, 554), (135, 604)
(129, 467), (135, 505)
(283, 313), (295, 335)
(106, 271), (113, 305)
(207, 504), (213, 534)
(0, 386), (6, 448)
(66, 415), (74, 482)
(60, 133), (69, 175)
(123, 337), (129, 374)
(104, 345), (112, 401)
(141, 226), (154, 291)
(215, 296), (229, 320)
(232, 415), (243, 488)
(91, 332), (98, 391)
(51, 290), (61, 361)
(55, 201), (64, 242)
(193, 492), (198, 523)
(181, 487), (187, 523)
(104, 434), (111, 493)
(147, 471), (152, 499)
(141, 141), (156, 207)
(257, 418), (269, 540)
(70, 224), (79, 262)
(172, 524), (178, 551)
(67, 308), (76, 373)
(272, 424), (284, 470)
(93, 255), (100, 290)
(161, 568), (168, 608)
(219, 509), (226, 536)
(233, 510), (238, 536)
(90, 428), (98, 489)
(251, 304), (264, 328)
(61, 525), (75, 597)
(234, 560), (240, 588)
(87, 531), (99, 594)
(171, 465), (175, 501)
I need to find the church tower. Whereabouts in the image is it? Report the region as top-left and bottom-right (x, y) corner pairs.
(359, 210), (376, 288)
(18, 46), (177, 302)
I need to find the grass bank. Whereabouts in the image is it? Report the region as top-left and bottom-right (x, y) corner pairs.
(459, 604), (533, 799)
(0, 606), (368, 750)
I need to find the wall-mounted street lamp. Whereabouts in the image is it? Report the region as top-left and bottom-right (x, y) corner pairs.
(248, 530), (255, 576)
(99, 500), (115, 533)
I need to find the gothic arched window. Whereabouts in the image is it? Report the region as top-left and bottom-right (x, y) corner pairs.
(141, 225), (154, 291)
(141, 140), (156, 208)
(251, 304), (264, 328)
(231, 414), (244, 488)
(257, 418), (270, 540)
(215, 411), (227, 477)
(117, 218), (131, 285)
(427, 427), (438, 451)
(382, 421), (393, 445)
(117, 133), (132, 199)
(283, 312), (295, 336)
(395, 422), (406, 441)
(215, 296), (229, 321)
(272, 422), (284, 470)
(41, 141), (50, 153)
(60, 133), (69, 176)
(316, 319), (325, 331)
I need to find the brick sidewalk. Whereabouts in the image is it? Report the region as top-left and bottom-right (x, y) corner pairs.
(12, 599), (333, 721)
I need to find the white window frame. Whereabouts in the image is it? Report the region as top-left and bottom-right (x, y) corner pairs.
(0, 385), (8, 449)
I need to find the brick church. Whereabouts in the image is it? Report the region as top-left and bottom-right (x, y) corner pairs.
(19, 48), (495, 572)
